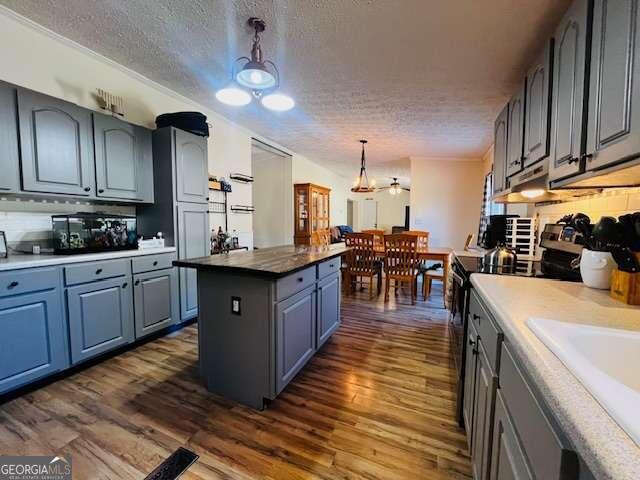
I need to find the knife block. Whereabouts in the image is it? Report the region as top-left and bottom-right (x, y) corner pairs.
(610, 253), (640, 305)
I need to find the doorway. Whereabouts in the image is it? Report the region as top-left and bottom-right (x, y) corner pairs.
(360, 199), (378, 230)
(251, 140), (292, 248)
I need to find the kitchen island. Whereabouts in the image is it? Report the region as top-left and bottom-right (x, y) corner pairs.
(174, 244), (349, 409)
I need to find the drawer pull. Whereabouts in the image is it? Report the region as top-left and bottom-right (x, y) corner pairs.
(329, 263), (335, 268)
(84, 186), (91, 192)
(472, 313), (481, 320)
(95, 268), (103, 275)
(134, 279), (140, 286)
(98, 188), (105, 194)
(297, 277), (304, 282)
(122, 282), (128, 289)
(7, 281), (19, 289)
(469, 339), (476, 346)
(153, 261), (158, 266)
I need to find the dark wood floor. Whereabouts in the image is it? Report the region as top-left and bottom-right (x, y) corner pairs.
(0, 284), (471, 479)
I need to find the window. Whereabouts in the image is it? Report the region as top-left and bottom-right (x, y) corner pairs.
(478, 172), (504, 242)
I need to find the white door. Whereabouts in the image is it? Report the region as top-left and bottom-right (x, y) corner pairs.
(360, 200), (378, 229)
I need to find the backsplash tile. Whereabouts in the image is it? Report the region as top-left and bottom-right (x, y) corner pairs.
(0, 197), (134, 252)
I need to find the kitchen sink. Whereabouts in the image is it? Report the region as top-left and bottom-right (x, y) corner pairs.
(527, 317), (640, 447)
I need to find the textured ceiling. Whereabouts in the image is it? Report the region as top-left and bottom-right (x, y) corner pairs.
(0, 0), (570, 181)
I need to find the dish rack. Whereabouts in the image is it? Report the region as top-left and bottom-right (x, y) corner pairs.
(506, 217), (537, 259)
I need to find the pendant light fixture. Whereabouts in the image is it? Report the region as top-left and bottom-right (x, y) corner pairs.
(351, 140), (376, 193)
(215, 17), (295, 111)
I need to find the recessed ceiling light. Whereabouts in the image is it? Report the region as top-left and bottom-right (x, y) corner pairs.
(261, 93), (295, 111)
(215, 86), (251, 106)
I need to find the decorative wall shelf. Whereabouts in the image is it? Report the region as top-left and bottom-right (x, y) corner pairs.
(229, 173), (254, 183)
(230, 205), (255, 213)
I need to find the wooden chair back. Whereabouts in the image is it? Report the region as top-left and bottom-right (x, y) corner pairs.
(362, 229), (385, 250)
(344, 233), (377, 275)
(406, 230), (430, 251)
(311, 229), (331, 246)
(464, 233), (475, 251)
(383, 234), (419, 278)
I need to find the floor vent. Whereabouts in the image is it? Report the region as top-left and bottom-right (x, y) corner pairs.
(144, 447), (199, 480)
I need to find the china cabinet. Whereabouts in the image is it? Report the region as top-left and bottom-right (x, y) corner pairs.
(294, 183), (331, 245)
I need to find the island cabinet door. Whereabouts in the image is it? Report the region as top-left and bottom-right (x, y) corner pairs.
(317, 272), (341, 348)
(275, 286), (316, 394)
(489, 390), (532, 480)
(133, 268), (179, 339)
(67, 277), (134, 364)
(177, 202), (209, 321)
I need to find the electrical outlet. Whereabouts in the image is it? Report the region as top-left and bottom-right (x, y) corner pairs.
(231, 296), (241, 315)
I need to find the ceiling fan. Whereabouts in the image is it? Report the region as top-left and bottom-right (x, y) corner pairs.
(377, 177), (410, 195)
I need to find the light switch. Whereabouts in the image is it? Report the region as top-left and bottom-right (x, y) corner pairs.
(231, 296), (241, 315)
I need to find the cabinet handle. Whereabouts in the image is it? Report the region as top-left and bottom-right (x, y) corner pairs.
(297, 277), (304, 282)
(472, 348), (479, 355)
(122, 282), (128, 289)
(95, 268), (103, 275)
(153, 261), (158, 266)
(329, 264), (335, 268)
(84, 186), (91, 192)
(468, 339), (476, 346)
(7, 281), (19, 289)
(134, 279), (140, 286)
(472, 313), (480, 320)
(581, 153), (594, 162)
(567, 157), (580, 164)
(98, 188), (105, 193)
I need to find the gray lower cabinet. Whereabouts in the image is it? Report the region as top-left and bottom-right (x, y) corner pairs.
(317, 272), (341, 348)
(471, 340), (497, 480)
(489, 390), (532, 480)
(133, 267), (179, 338)
(275, 286), (316, 394)
(177, 202), (209, 321)
(523, 40), (553, 168)
(0, 81), (19, 193)
(0, 271), (68, 394)
(17, 88), (95, 196)
(67, 276), (134, 364)
(493, 104), (509, 195)
(463, 323), (479, 446)
(93, 112), (154, 202)
(506, 83), (526, 178)
(175, 129), (209, 204)
(549, 0), (591, 182)
(586, 0), (640, 172)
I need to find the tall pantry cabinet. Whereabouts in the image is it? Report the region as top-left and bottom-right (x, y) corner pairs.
(137, 127), (209, 322)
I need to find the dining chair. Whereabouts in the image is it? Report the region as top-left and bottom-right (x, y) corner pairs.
(344, 233), (382, 298)
(383, 233), (420, 304)
(362, 229), (385, 251)
(464, 233), (475, 251)
(406, 230), (430, 251)
(311, 229), (331, 246)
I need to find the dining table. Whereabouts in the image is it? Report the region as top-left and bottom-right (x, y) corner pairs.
(373, 245), (453, 299)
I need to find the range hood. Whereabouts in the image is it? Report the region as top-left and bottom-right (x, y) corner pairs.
(493, 161), (601, 204)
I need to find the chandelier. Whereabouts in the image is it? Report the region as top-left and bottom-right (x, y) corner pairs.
(351, 140), (376, 193)
(215, 18), (295, 111)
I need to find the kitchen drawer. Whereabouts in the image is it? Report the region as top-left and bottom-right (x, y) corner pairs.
(131, 252), (176, 274)
(499, 343), (579, 480)
(64, 258), (130, 286)
(275, 266), (316, 302)
(0, 267), (59, 298)
(317, 257), (341, 279)
(469, 289), (502, 374)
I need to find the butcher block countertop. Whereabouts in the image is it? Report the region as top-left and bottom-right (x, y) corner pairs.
(173, 243), (350, 278)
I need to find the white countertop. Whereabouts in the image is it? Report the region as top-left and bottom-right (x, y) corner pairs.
(0, 247), (177, 272)
(470, 274), (640, 480)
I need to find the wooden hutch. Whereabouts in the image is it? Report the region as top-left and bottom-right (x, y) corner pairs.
(294, 183), (331, 245)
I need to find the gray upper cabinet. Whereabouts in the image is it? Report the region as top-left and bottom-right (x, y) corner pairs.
(549, 0), (591, 182)
(93, 113), (154, 202)
(133, 267), (178, 338)
(489, 391), (533, 480)
(523, 40), (554, 168)
(586, 0), (640, 171)
(177, 202), (209, 321)
(175, 129), (208, 204)
(493, 104), (509, 194)
(275, 286), (316, 394)
(316, 272), (340, 348)
(0, 82), (19, 193)
(506, 83), (526, 178)
(67, 276), (134, 364)
(18, 89), (95, 196)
